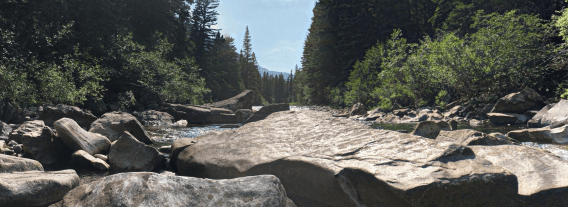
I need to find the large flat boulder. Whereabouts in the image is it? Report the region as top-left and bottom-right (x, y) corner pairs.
(0, 170), (79, 207)
(247, 103), (290, 122)
(471, 145), (568, 205)
(17, 120), (69, 165)
(203, 89), (256, 112)
(38, 104), (97, 129)
(89, 111), (153, 144)
(490, 87), (545, 114)
(132, 110), (174, 127)
(62, 173), (295, 207)
(54, 118), (111, 155)
(436, 129), (515, 146)
(175, 110), (523, 206)
(108, 131), (164, 172)
(164, 104), (237, 124)
(0, 154), (43, 173)
(507, 126), (568, 144)
(528, 100), (568, 128)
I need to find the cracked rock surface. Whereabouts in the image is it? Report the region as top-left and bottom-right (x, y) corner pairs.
(175, 110), (562, 206)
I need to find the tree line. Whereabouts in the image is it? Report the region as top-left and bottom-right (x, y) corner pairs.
(0, 0), (272, 112)
(294, 0), (568, 109)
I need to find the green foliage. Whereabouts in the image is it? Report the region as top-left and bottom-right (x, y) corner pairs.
(343, 11), (549, 109)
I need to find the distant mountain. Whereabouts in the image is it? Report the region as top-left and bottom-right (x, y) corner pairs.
(257, 65), (290, 80)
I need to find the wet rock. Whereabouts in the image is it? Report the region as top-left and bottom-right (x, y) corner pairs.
(487, 113), (529, 125)
(14, 120), (69, 165)
(0, 154), (43, 173)
(410, 120), (451, 139)
(490, 87), (545, 114)
(247, 103), (290, 122)
(109, 131), (164, 172)
(436, 129), (515, 146)
(203, 89), (256, 112)
(71, 150), (110, 171)
(471, 145), (568, 205)
(133, 110), (174, 127)
(176, 110), (520, 206)
(38, 104), (97, 129)
(0, 170), (79, 207)
(235, 109), (253, 123)
(62, 172), (295, 207)
(165, 104), (237, 124)
(507, 126), (568, 144)
(89, 111), (153, 144)
(528, 100), (568, 128)
(54, 118), (111, 155)
(349, 102), (366, 116)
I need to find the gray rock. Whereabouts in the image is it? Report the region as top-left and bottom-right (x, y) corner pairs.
(12, 144), (22, 154)
(62, 172), (295, 207)
(488, 113), (529, 125)
(7, 140), (17, 147)
(0, 154), (43, 173)
(132, 110), (174, 127)
(443, 105), (462, 118)
(392, 108), (411, 117)
(1, 102), (16, 123)
(94, 154), (108, 162)
(55, 118), (111, 155)
(448, 119), (458, 130)
(507, 126), (568, 144)
(170, 139), (197, 172)
(349, 102), (366, 116)
(203, 89), (256, 112)
(247, 103), (290, 122)
(490, 87), (545, 114)
(71, 150), (110, 171)
(165, 104), (238, 124)
(0, 121), (11, 137)
(471, 145), (568, 205)
(528, 100), (568, 128)
(89, 111), (153, 144)
(436, 129), (515, 146)
(0, 141), (5, 154)
(14, 120), (69, 165)
(175, 110), (522, 206)
(8, 120), (45, 144)
(38, 104), (97, 129)
(0, 170), (79, 207)
(235, 109), (253, 123)
(173, 119), (188, 127)
(109, 131), (164, 172)
(410, 120), (451, 139)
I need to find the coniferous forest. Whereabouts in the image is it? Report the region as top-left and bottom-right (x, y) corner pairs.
(3, 0), (568, 111)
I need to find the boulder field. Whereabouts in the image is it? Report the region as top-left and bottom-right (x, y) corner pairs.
(173, 110), (568, 207)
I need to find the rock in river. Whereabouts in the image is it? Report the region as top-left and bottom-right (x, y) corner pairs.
(410, 120), (450, 139)
(0, 170), (79, 207)
(10, 120), (69, 165)
(490, 87), (545, 114)
(89, 111), (153, 144)
(507, 125), (568, 144)
(132, 110), (174, 127)
(62, 172), (296, 207)
(108, 131), (164, 172)
(55, 118), (111, 155)
(528, 100), (568, 128)
(175, 110), (525, 206)
(203, 89), (256, 112)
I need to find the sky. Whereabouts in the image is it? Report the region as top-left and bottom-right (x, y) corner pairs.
(215, 0), (315, 73)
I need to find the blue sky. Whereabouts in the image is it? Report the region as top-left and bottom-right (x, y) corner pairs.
(215, 0), (315, 73)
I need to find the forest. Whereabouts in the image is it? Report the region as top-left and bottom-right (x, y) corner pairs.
(3, 0), (568, 111)
(295, 0), (568, 110)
